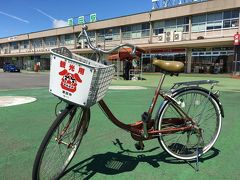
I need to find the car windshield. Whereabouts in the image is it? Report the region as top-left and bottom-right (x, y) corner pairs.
(8, 64), (16, 67)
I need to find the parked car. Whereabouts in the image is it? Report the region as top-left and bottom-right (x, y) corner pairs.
(3, 64), (20, 72)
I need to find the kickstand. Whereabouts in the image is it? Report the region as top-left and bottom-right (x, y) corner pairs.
(184, 146), (202, 172)
(191, 127), (204, 172)
(195, 147), (201, 172)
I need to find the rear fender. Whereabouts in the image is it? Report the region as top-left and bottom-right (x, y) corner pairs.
(154, 86), (224, 129)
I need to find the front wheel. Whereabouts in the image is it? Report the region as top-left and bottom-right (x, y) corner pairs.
(32, 105), (90, 179)
(156, 88), (222, 160)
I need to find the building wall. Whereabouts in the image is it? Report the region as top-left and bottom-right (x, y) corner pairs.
(0, 0), (240, 72)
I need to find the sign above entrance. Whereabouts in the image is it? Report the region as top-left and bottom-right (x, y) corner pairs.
(67, 18), (74, 26)
(67, 13), (97, 26)
(78, 16), (85, 25)
(234, 32), (240, 45)
(90, 13), (97, 23)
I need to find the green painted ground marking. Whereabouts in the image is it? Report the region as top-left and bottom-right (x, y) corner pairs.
(0, 74), (239, 179)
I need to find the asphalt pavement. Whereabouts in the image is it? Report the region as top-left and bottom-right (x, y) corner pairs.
(0, 70), (49, 90)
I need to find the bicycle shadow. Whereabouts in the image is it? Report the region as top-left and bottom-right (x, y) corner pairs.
(60, 139), (220, 180)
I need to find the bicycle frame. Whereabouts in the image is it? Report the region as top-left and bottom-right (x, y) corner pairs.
(79, 24), (222, 142)
(98, 73), (195, 142)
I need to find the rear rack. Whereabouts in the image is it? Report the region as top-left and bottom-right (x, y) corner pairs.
(172, 80), (219, 89)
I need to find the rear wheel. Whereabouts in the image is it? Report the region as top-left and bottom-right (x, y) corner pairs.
(157, 88), (222, 160)
(32, 105), (90, 179)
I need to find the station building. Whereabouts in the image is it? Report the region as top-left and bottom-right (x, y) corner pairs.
(0, 0), (240, 74)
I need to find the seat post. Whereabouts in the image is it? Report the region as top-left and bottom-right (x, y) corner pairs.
(141, 72), (166, 139)
(148, 72), (166, 115)
(156, 72), (166, 94)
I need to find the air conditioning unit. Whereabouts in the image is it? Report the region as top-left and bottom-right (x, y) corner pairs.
(174, 32), (183, 41)
(158, 33), (165, 42)
(165, 31), (174, 42)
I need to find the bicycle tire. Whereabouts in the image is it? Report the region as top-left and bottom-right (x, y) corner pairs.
(32, 105), (90, 180)
(156, 87), (222, 160)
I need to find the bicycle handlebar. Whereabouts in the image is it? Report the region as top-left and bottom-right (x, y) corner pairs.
(78, 25), (137, 57)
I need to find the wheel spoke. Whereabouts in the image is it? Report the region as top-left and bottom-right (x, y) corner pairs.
(158, 89), (221, 160)
(33, 106), (90, 179)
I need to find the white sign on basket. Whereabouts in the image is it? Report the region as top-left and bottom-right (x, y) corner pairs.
(49, 55), (94, 106)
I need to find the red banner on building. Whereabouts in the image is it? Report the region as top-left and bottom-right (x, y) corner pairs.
(234, 33), (240, 45)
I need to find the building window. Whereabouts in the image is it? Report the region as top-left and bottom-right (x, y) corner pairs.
(206, 21), (222, 30)
(97, 29), (105, 42)
(192, 9), (239, 32)
(97, 28), (120, 42)
(45, 36), (57, 47)
(223, 20), (231, 28)
(165, 19), (176, 32)
(131, 24), (142, 39)
(60, 35), (65, 45)
(223, 11), (231, 19)
(60, 34), (75, 45)
(0, 43), (8, 54)
(231, 19), (239, 28)
(206, 12), (223, 30)
(106, 28), (120, 41)
(122, 26), (131, 40)
(10, 42), (18, 50)
(32, 39), (43, 48)
(65, 34), (75, 45)
(1, 44), (8, 50)
(122, 23), (150, 40)
(223, 9), (239, 28)
(177, 17), (189, 32)
(87, 31), (96, 39)
(21, 40), (29, 49)
(153, 17), (189, 35)
(153, 21), (164, 35)
(192, 14), (207, 32)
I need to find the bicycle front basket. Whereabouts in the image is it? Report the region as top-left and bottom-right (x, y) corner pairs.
(49, 47), (115, 107)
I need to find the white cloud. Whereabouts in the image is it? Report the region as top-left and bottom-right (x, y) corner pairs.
(35, 8), (68, 28)
(53, 19), (68, 28)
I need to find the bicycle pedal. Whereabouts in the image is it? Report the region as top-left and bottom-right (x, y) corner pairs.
(135, 141), (145, 150)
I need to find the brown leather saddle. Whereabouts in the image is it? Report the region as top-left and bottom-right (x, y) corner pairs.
(152, 59), (184, 75)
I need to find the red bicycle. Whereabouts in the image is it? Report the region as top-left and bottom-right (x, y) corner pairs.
(32, 25), (223, 179)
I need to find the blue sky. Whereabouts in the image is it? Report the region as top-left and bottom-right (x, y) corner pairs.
(0, 0), (154, 38)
